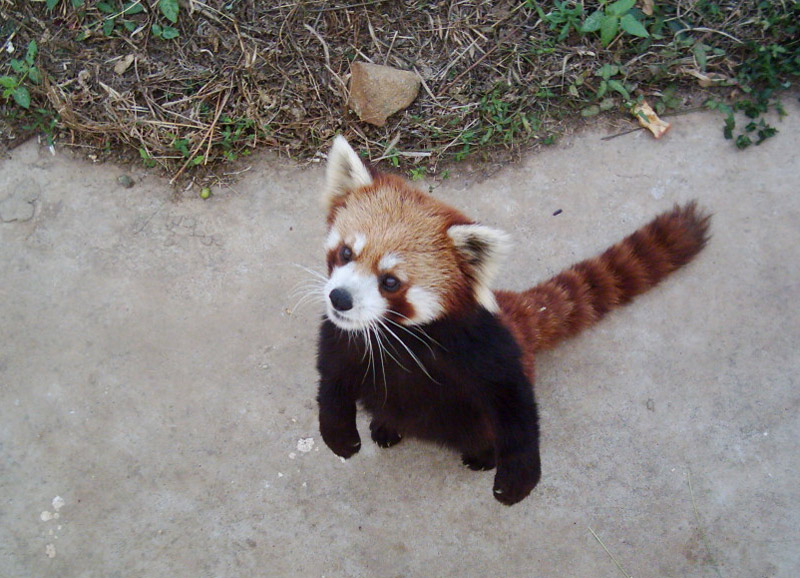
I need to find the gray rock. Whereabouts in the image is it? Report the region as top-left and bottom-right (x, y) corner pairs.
(117, 174), (135, 189)
(348, 62), (420, 127)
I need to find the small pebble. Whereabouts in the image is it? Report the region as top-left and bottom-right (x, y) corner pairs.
(117, 175), (135, 189)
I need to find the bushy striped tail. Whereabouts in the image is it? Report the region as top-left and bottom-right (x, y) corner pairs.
(496, 202), (711, 352)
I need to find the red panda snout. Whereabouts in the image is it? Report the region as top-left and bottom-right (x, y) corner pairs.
(324, 262), (387, 331)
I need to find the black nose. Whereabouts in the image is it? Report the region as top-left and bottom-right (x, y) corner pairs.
(329, 288), (353, 312)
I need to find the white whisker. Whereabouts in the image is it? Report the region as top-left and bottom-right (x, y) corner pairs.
(386, 310), (447, 351)
(292, 263), (327, 281)
(384, 316), (438, 357)
(373, 322), (410, 372)
(370, 323), (391, 406)
(378, 319), (438, 383)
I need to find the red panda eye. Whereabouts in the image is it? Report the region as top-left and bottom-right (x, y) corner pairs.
(339, 245), (353, 263)
(380, 274), (401, 292)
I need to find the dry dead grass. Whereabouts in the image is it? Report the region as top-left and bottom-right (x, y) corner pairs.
(1, 1), (797, 181)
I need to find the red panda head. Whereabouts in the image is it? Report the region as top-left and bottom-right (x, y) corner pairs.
(321, 136), (509, 332)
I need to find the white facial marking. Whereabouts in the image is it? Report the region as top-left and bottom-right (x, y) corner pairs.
(406, 286), (444, 324)
(351, 233), (366, 256)
(324, 228), (341, 251)
(378, 253), (402, 271)
(324, 262), (386, 331)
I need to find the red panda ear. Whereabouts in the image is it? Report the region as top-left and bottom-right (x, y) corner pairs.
(447, 224), (510, 311)
(323, 136), (373, 211)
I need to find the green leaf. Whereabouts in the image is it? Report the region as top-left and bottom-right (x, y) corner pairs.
(596, 80), (608, 99)
(607, 79), (629, 99)
(10, 59), (25, 74)
(152, 24), (163, 37)
(97, 1), (115, 13)
(620, 14), (649, 38)
(71, 0), (84, 7)
(159, 0), (180, 24)
(581, 10), (604, 33)
(13, 86), (31, 109)
(102, 18), (115, 36)
(122, 2), (145, 15)
(0, 76), (18, 89)
(596, 63), (619, 80)
(581, 105), (600, 117)
(600, 15), (619, 47)
(46, 0), (60, 10)
(723, 116), (735, 139)
(28, 67), (43, 84)
(607, 0), (636, 18)
(26, 40), (38, 64)
(692, 43), (708, 71)
(599, 97), (616, 111)
(161, 26), (179, 39)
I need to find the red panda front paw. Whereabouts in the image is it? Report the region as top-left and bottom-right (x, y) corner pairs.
(320, 424), (362, 459)
(369, 420), (403, 448)
(492, 453), (541, 506)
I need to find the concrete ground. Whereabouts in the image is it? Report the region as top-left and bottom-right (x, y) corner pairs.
(1, 104), (799, 578)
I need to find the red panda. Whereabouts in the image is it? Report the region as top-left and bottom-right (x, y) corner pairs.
(316, 136), (710, 506)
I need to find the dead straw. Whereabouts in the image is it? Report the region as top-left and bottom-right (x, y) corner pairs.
(588, 526), (633, 578)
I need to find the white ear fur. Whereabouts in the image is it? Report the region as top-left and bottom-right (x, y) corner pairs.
(447, 224), (510, 311)
(323, 136), (373, 209)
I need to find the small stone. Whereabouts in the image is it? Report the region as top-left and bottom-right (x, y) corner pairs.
(348, 62), (420, 127)
(646, 398), (655, 412)
(297, 437), (314, 453)
(117, 175), (135, 189)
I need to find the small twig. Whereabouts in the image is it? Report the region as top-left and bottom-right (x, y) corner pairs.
(675, 27), (744, 44)
(303, 24), (331, 69)
(437, 44), (498, 96)
(588, 526), (633, 578)
(601, 126), (643, 141)
(384, 31), (398, 65)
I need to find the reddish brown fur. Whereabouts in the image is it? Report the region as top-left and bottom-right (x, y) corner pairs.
(495, 202), (711, 380)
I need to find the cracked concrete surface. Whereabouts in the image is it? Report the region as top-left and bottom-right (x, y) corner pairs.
(1, 105), (799, 577)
